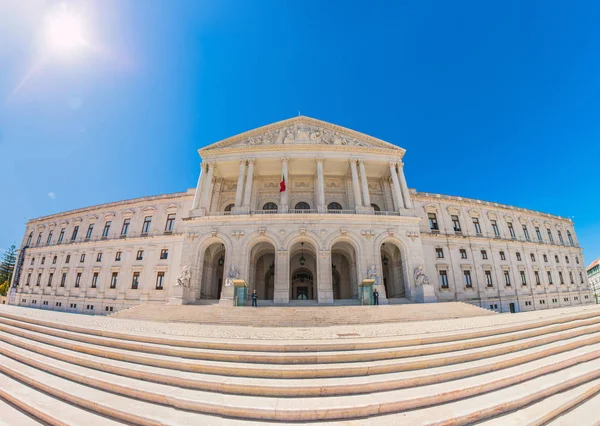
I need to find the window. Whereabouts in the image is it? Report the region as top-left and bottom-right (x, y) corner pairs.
(464, 270), (472, 287)
(525, 301), (532, 306)
(136, 250), (144, 261)
(115, 251), (122, 261)
(481, 250), (488, 260)
(558, 231), (564, 245)
(485, 270), (493, 287)
(554, 255), (559, 263)
(576, 256), (580, 264)
(97, 252), (102, 262)
(80, 253), (86, 263)
(504, 271), (511, 286)
(141, 216), (152, 234)
(91, 272), (98, 288)
(264, 202), (279, 210)
(452, 215), (461, 232)
(508, 222), (516, 239)
(569, 272), (574, 284)
(60, 273), (66, 287)
(41, 257), (45, 265)
(516, 252), (522, 261)
(439, 270), (449, 288)
(580, 272), (584, 284)
(522, 225), (530, 240)
(66, 254), (71, 263)
(36, 232), (42, 245)
(26, 273), (31, 286)
(224, 204), (234, 212)
(520, 271), (527, 285)
(26, 232), (33, 246)
(435, 248), (444, 259)
(473, 218), (482, 234)
(543, 254), (548, 262)
(131, 272), (140, 289)
(559, 271), (564, 285)
(547, 271), (553, 285)
(491, 220), (500, 236)
(371, 204), (381, 212)
(36, 273), (41, 286)
(31, 257), (35, 265)
(58, 228), (65, 243)
(121, 219), (130, 236)
(460, 249), (467, 259)
(75, 272), (81, 288)
(102, 221), (111, 238)
(535, 227), (542, 242)
(52, 256), (57, 264)
(156, 272), (165, 290)
(160, 249), (168, 260)
(567, 231), (574, 246)
(165, 213), (176, 232)
(71, 226), (79, 241)
(86, 224), (94, 239)
(46, 231), (53, 244)
(531, 253), (536, 262)
(110, 272), (118, 289)
(500, 251), (506, 260)
(428, 213), (439, 231)
(47, 273), (53, 287)
(547, 229), (554, 243)
(535, 271), (541, 285)
(565, 256), (569, 264)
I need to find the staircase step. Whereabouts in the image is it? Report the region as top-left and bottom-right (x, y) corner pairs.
(0, 397), (41, 426)
(549, 392), (600, 426)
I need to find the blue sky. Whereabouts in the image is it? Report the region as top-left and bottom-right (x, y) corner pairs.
(1, 1), (600, 264)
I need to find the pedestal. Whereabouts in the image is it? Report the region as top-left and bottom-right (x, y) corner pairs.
(414, 284), (438, 303)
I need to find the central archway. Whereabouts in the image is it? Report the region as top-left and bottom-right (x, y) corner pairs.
(289, 241), (318, 301)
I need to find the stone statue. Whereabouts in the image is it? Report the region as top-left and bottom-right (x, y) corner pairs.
(176, 266), (191, 288)
(414, 265), (430, 286)
(225, 264), (239, 286)
(275, 130), (285, 144)
(332, 133), (347, 145)
(283, 129), (294, 144)
(296, 129), (309, 140)
(262, 131), (273, 145)
(367, 264), (381, 285)
(310, 130), (322, 143)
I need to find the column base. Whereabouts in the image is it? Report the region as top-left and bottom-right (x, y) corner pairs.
(167, 296), (184, 305)
(356, 206), (375, 215)
(219, 297), (234, 307)
(414, 284), (438, 303)
(273, 290), (289, 304)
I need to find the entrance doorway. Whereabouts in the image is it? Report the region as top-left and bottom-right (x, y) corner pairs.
(291, 269), (314, 300)
(380, 242), (407, 298)
(249, 241), (275, 300)
(200, 243), (225, 299)
(509, 302), (516, 313)
(331, 241), (358, 300)
(289, 241), (318, 302)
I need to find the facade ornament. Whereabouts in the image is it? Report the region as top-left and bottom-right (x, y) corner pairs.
(300, 228), (307, 235)
(210, 229), (218, 238)
(176, 266), (191, 288)
(232, 230), (245, 240)
(283, 128), (294, 144)
(388, 229), (395, 236)
(361, 230), (376, 239)
(310, 130), (322, 143)
(407, 231), (419, 242)
(340, 228), (347, 236)
(297, 129), (309, 140)
(367, 265), (381, 285)
(225, 264), (240, 286)
(259, 228), (266, 236)
(414, 265), (431, 286)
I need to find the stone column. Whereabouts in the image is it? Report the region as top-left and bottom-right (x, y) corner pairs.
(350, 159), (363, 209)
(388, 178), (399, 212)
(397, 162), (414, 209)
(242, 159), (255, 209)
(200, 162), (215, 211)
(191, 163), (206, 210)
(274, 251), (289, 303)
(358, 160), (372, 207)
(234, 160), (246, 207)
(280, 157), (289, 213)
(389, 161), (404, 211)
(317, 250), (334, 303)
(316, 157), (325, 212)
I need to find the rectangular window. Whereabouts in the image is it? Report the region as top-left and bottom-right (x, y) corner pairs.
(115, 251), (122, 261)
(535, 227), (542, 242)
(36, 233), (42, 245)
(500, 251), (506, 260)
(547, 229), (554, 243)
(52, 256), (57, 264)
(47, 273), (53, 287)
(121, 219), (130, 236)
(435, 248), (444, 259)
(91, 272), (98, 288)
(547, 271), (553, 285)
(31, 257), (35, 265)
(559, 271), (564, 285)
(428, 213), (439, 231)
(75, 272), (81, 288)
(530, 253), (536, 262)
(535, 271), (541, 285)
(565, 256), (569, 264)
(66, 254), (71, 263)
(165, 214), (176, 232)
(543, 254), (548, 262)
(156, 272), (165, 290)
(86, 224), (94, 239)
(439, 270), (449, 288)
(576, 257), (579, 264)
(80, 253), (86, 263)
(504, 271), (511, 286)
(160, 249), (168, 260)
(136, 250), (144, 261)
(516, 252), (522, 261)
(473, 218), (482, 234)
(569, 272), (574, 284)
(102, 221), (111, 238)
(508, 222), (516, 239)
(481, 250), (488, 260)
(97, 252), (102, 262)
(141, 216), (152, 234)
(41, 257), (45, 265)
(58, 228), (65, 243)
(36, 273), (41, 286)
(71, 226), (79, 241)
(451, 215), (461, 232)
(520, 271), (527, 285)
(558, 231), (564, 245)
(460, 249), (467, 259)
(485, 270), (493, 287)
(110, 272), (118, 289)
(131, 272), (140, 289)
(567, 231), (574, 246)
(522, 225), (530, 240)
(491, 220), (500, 236)
(47, 231), (53, 244)
(555, 255), (559, 263)
(464, 270), (472, 287)
(580, 272), (584, 284)
(61, 273), (66, 287)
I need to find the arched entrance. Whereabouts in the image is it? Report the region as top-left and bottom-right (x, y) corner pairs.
(249, 241), (275, 300)
(289, 241), (318, 301)
(380, 242), (407, 298)
(331, 241), (358, 300)
(200, 243), (225, 299)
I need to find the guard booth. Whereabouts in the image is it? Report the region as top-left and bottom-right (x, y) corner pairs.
(359, 279), (376, 305)
(232, 279), (248, 307)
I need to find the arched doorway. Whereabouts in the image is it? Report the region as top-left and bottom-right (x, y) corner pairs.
(200, 243), (225, 299)
(331, 241), (358, 300)
(249, 241), (275, 300)
(289, 241), (318, 301)
(380, 242), (406, 298)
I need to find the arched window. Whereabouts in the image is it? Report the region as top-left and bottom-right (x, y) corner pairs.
(371, 203), (381, 212)
(263, 202), (278, 210)
(26, 232), (33, 247)
(224, 204), (234, 212)
(295, 202), (311, 210)
(327, 202), (342, 210)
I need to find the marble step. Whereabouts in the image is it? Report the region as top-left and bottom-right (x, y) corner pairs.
(2, 314), (600, 365)
(0, 397), (41, 426)
(2, 327), (600, 398)
(1, 338), (600, 421)
(2, 307), (600, 352)
(479, 377), (600, 426)
(549, 391), (600, 426)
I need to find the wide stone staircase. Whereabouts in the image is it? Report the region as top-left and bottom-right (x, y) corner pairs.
(1, 306), (600, 425)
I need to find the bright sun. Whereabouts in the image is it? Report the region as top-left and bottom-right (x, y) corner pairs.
(44, 6), (86, 53)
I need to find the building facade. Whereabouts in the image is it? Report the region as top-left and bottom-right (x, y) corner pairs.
(586, 258), (600, 304)
(9, 117), (593, 314)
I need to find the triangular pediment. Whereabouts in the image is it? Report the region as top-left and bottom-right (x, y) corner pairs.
(199, 116), (404, 154)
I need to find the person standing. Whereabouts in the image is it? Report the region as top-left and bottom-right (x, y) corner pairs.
(373, 288), (379, 305)
(252, 289), (258, 307)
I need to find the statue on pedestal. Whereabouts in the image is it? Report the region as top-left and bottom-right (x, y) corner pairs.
(176, 266), (191, 288)
(414, 265), (431, 286)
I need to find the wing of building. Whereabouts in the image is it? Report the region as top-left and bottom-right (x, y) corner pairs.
(8, 116), (593, 313)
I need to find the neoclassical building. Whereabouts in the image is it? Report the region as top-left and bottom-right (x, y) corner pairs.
(9, 117), (593, 314)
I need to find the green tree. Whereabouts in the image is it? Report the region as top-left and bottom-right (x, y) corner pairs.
(0, 281), (8, 296)
(0, 245), (17, 285)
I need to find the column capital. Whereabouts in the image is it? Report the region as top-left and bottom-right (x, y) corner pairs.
(281, 156), (289, 163)
(388, 160), (398, 167)
(239, 159), (247, 166)
(205, 161), (216, 168)
(358, 158), (366, 165)
(315, 157), (324, 164)
(349, 158), (358, 165)
(247, 158), (256, 165)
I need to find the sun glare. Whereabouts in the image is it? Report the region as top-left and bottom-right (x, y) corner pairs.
(44, 6), (86, 53)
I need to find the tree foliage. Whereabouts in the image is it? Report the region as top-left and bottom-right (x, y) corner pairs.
(0, 245), (17, 285)
(0, 281), (8, 296)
